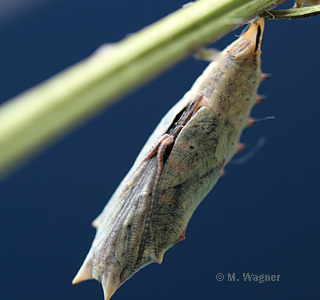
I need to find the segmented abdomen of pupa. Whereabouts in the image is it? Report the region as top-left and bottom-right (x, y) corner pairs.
(72, 18), (265, 300)
(191, 21), (263, 162)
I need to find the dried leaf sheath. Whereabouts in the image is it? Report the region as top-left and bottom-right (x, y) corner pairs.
(73, 19), (265, 300)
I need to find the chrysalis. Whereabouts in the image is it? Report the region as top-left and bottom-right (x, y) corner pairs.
(73, 19), (265, 300)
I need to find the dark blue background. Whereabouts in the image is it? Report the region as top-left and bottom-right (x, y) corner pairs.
(1, 1), (319, 299)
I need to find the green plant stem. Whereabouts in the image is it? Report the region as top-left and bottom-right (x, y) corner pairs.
(261, 4), (320, 18)
(0, 0), (287, 178)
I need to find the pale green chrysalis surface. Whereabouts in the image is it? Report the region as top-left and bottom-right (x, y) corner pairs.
(73, 18), (265, 300)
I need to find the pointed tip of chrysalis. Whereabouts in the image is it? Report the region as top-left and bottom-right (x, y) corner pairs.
(256, 95), (267, 103)
(72, 251), (94, 285)
(247, 117), (255, 126)
(260, 73), (271, 81)
(174, 227), (187, 244)
(103, 288), (114, 300)
(101, 274), (121, 300)
(150, 250), (165, 264)
(237, 143), (245, 152)
(72, 262), (93, 285)
(92, 218), (99, 228)
(247, 116), (275, 126)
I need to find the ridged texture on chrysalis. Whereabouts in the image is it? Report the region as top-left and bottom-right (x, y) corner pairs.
(73, 19), (265, 300)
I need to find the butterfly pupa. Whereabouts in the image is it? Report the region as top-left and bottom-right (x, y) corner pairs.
(73, 18), (265, 300)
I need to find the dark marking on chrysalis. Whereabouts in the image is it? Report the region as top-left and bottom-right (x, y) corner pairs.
(166, 108), (185, 134)
(255, 25), (262, 53)
(167, 95), (203, 136)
